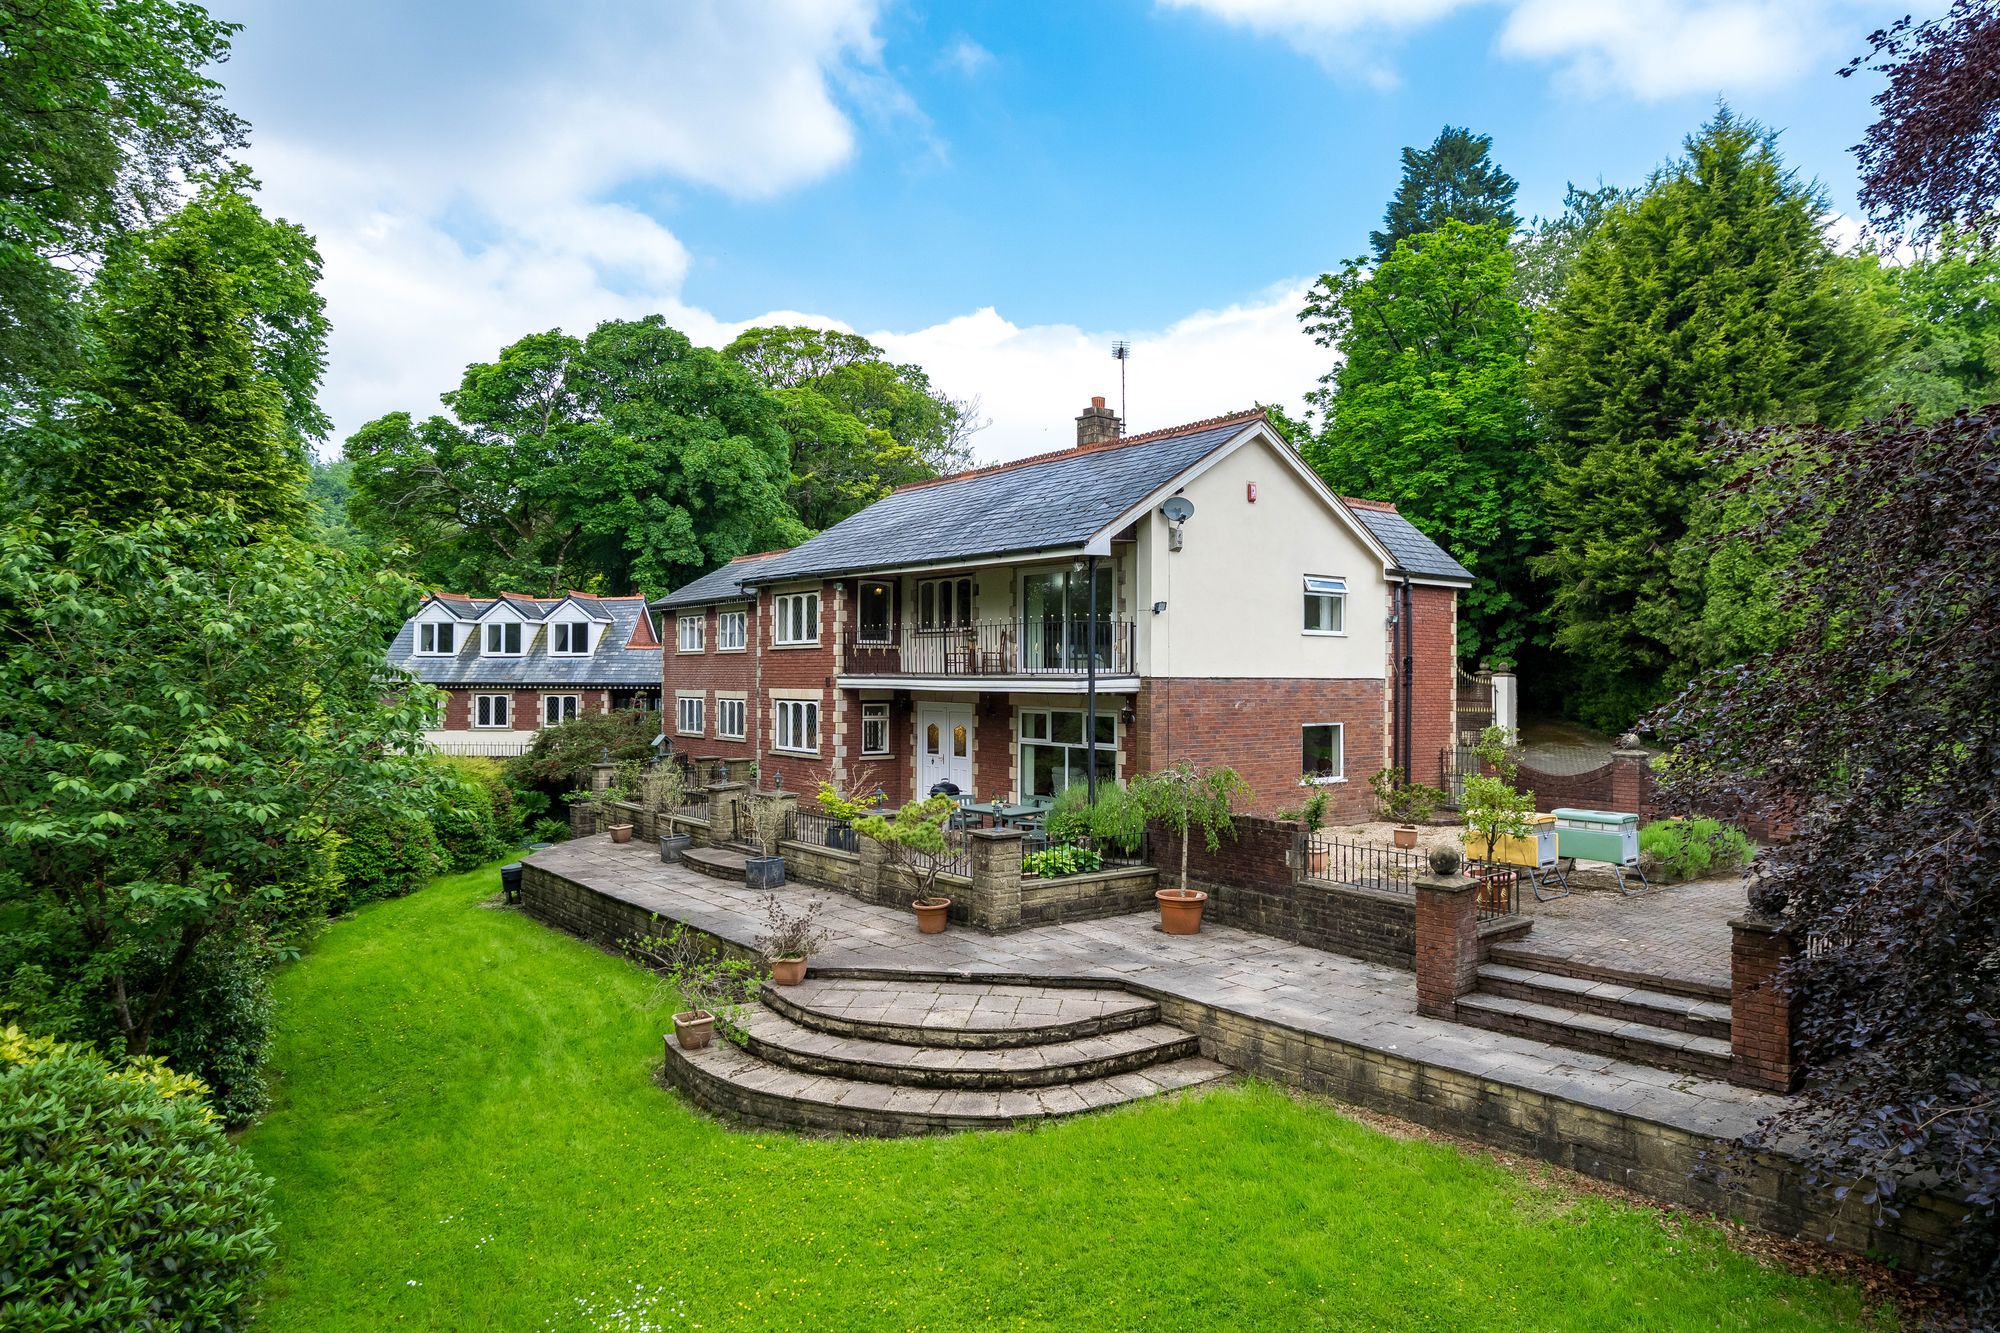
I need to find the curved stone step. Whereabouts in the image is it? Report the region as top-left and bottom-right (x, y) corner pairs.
(725, 1005), (1200, 1089)
(662, 1036), (1231, 1137)
(761, 978), (1157, 1050)
(679, 845), (747, 882)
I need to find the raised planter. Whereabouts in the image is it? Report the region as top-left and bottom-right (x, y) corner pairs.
(1156, 887), (1208, 935)
(658, 833), (693, 863)
(745, 854), (786, 890)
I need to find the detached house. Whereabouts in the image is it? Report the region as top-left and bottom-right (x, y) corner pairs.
(653, 401), (1470, 818)
(389, 593), (663, 755)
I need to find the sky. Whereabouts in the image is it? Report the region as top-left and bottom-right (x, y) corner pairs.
(213, 0), (1937, 463)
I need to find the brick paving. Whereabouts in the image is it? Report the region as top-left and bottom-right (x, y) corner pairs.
(1516, 876), (1745, 993)
(529, 838), (1787, 1140)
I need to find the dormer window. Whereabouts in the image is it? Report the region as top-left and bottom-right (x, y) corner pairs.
(551, 622), (591, 655)
(417, 622), (456, 655)
(484, 621), (523, 655)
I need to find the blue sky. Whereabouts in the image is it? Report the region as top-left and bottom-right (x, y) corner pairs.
(216, 0), (1933, 460)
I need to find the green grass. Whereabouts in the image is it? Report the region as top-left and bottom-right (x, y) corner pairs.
(241, 860), (1889, 1332)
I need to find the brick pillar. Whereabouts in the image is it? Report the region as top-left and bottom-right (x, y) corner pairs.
(966, 827), (1024, 933)
(705, 781), (746, 844)
(1730, 914), (1800, 1091)
(1414, 873), (1481, 1019)
(1608, 748), (1651, 815)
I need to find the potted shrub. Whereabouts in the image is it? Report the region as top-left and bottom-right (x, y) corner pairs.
(1130, 761), (1251, 934)
(644, 761), (695, 863)
(815, 780), (883, 854)
(853, 793), (962, 934)
(1278, 778), (1332, 878)
(756, 894), (829, 986)
(1460, 727), (1533, 913)
(1370, 767), (1445, 848)
(743, 793), (788, 889)
(625, 922), (762, 1051)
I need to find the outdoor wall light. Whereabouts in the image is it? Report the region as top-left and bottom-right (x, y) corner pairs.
(1152, 600), (1168, 615)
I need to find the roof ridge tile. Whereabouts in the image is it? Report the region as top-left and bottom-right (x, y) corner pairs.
(893, 406), (1267, 494)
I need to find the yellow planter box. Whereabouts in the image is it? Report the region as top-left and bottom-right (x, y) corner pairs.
(1463, 813), (1557, 868)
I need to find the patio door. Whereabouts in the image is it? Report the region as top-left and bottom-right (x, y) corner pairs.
(916, 704), (973, 796)
(1021, 565), (1115, 671)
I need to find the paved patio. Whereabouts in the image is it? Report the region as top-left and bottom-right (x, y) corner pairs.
(1518, 876), (1745, 993)
(526, 837), (1785, 1142)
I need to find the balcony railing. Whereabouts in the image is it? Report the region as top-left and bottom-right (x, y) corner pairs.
(843, 618), (1137, 678)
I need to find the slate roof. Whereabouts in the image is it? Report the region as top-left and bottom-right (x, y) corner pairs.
(651, 550), (788, 611)
(740, 411), (1268, 585)
(1343, 502), (1474, 583)
(388, 594), (662, 688)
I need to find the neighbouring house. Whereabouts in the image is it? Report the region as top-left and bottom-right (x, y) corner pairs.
(652, 400), (1470, 818)
(388, 592), (663, 756)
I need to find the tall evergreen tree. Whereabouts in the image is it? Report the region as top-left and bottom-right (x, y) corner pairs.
(1531, 110), (1878, 729)
(1300, 220), (1542, 667)
(42, 226), (304, 530)
(1371, 126), (1519, 260)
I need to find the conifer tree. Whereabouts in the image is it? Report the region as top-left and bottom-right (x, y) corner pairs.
(1371, 126), (1519, 260)
(1531, 109), (1877, 728)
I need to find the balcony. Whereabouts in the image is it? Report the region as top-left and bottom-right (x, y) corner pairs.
(842, 618), (1137, 682)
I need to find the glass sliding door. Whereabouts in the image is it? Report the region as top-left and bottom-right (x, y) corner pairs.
(1020, 565), (1113, 672)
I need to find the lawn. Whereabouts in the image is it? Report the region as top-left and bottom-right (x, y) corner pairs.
(240, 860), (1889, 1332)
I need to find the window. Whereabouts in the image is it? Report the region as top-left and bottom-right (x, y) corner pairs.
(1304, 575), (1346, 635)
(774, 592), (819, 645)
(676, 693), (704, 736)
(484, 620), (523, 655)
(917, 577), (973, 630)
(1018, 708), (1116, 798)
(472, 694), (510, 728)
(551, 621), (591, 655)
(1021, 564), (1115, 668)
(677, 614), (704, 653)
(716, 608), (747, 651)
(542, 694), (579, 726)
(857, 581), (893, 644)
(861, 702), (890, 756)
(774, 698), (819, 753)
(417, 622), (456, 655)
(716, 697), (746, 740)
(1303, 723), (1345, 781)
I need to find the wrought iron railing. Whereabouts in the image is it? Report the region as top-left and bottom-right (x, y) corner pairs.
(1297, 835), (1427, 894)
(1474, 869), (1521, 922)
(843, 618), (1137, 678)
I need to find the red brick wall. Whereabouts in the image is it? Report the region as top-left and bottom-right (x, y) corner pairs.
(663, 601), (760, 764)
(1132, 677), (1386, 820)
(1406, 584), (1457, 782)
(974, 698), (1013, 802)
(439, 687), (605, 732)
(759, 582), (838, 795)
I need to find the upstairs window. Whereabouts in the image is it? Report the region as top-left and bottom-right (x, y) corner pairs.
(716, 697), (746, 740)
(774, 698), (819, 753)
(417, 622), (456, 655)
(774, 592), (819, 646)
(484, 621), (523, 655)
(857, 581), (893, 644)
(1303, 576), (1346, 635)
(716, 609), (747, 651)
(917, 577), (973, 630)
(676, 694), (704, 736)
(677, 614), (704, 653)
(551, 622), (591, 655)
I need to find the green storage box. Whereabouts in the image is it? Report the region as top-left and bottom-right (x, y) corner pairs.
(1552, 808), (1640, 867)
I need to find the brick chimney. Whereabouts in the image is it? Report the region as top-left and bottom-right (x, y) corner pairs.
(1075, 395), (1120, 447)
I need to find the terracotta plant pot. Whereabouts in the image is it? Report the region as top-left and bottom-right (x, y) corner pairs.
(1473, 867), (1519, 914)
(672, 1011), (714, 1050)
(913, 897), (952, 934)
(1156, 887), (1208, 935)
(770, 954), (808, 986)
(1392, 825), (1418, 849)
(609, 823), (634, 844)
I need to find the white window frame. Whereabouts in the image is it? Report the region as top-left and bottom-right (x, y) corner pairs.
(542, 694), (580, 726)
(1303, 575), (1347, 636)
(715, 697), (747, 740)
(550, 621), (591, 656)
(417, 621), (457, 656)
(773, 697), (820, 754)
(860, 701), (890, 756)
(472, 694), (511, 729)
(916, 576), (974, 631)
(716, 608), (747, 652)
(676, 693), (705, 737)
(483, 620), (524, 656)
(773, 592), (820, 646)
(677, 614), (705, 653)
(1303, 722), (1346, 783)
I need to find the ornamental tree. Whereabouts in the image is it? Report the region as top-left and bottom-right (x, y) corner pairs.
(853, 793), (962, 904)
(1130, 762), (1251, 895)
(1649, 405), (2000, 1317)
(0, 513), (436, 1063)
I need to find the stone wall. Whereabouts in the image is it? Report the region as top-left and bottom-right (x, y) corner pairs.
(1018, 866), (1159, 927)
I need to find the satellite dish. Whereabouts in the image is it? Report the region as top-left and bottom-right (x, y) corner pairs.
(1160, 496), (1195, 523)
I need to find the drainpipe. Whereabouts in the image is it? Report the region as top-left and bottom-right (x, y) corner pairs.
(1399, 572), (1415, 784)
(1085, 554), (1099, 804)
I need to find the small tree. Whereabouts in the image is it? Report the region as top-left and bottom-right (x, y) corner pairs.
(1368, 767), (1446, 825)
(624, 923), (760, 1030)
(1277, 779), (1332, 835)
(1130, 762), (1252, 894)
(854, 794), (962, 904)
(1461, 725), (1534, 871)
(642, 762), (692, 839)
(746, 792), (789, 857)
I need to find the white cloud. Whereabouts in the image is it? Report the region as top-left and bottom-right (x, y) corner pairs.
(943, 36), (996, 76)
(1157, 0), (1876, 99)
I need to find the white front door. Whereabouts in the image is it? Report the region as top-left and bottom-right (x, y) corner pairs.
(916, 704), (974, 796)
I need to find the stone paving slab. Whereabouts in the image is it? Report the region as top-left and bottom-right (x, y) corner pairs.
(766, 977), (1157, 1048)
(531, 838), (1786, 1141)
